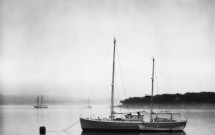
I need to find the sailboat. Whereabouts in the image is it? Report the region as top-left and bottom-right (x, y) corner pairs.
(34, 96), (48, 108)
(86, 98), (92, 108)
(80, 38), (187, 131)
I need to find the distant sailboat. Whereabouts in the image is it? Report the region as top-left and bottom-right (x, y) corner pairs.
(34, 96), (48, 108)
(86, 98), (92, 108)
(80, 38), (187, 131)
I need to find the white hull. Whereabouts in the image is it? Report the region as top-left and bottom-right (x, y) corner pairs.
(80, 118), (141, 131)
(139, 121), (187, 131)
(81, 131), (186, 135)
(80, 118), (186, 131)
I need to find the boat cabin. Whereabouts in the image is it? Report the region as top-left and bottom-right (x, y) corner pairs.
(124, 112), (144, 121)
(152, 111), (185, 122)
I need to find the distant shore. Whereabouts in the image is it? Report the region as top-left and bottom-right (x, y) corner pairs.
(118, 103), (215, 109)
(119, 92), (215, 109)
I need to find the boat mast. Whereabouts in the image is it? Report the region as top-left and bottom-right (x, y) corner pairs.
(150, 58), (155, 122)
(110, 38), (116, 121)
(41, 96), (43, 107)
(37, 96), (39, 106)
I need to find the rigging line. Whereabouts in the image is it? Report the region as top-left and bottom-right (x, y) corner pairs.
(155, 66), (161, 110)
(116, 47), (127, 99)
(114, 78), (122, 116)
(87, 44), (113, 102)
(115, 77), (120, 104)
(114, 77), (121, 105)
(63, 107), (85, 131)
(64, 130), (73, 135)
(63, 119), (80, 131)
(117, 40), (152, 60)
(116, 46), (129, 113)
(157, 65), (173, 94)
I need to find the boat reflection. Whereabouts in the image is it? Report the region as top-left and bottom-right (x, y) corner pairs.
(81, 131), (186, 135)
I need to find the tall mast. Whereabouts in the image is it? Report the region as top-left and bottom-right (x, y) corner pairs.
(110, 38), (116, 121)
(150, 58), (155, 122)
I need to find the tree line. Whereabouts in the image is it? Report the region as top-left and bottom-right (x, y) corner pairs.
(120, 92), (215, 104)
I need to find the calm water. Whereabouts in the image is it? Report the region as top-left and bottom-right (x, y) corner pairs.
(0, 105), (215, 135)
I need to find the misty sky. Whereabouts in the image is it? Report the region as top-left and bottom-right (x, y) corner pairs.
(0, 0), (215, 100)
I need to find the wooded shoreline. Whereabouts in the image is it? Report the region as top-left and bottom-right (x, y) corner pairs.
(120, 92), (215, 109)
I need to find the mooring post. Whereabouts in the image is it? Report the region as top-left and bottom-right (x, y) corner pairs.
(39, 126), (46, 135)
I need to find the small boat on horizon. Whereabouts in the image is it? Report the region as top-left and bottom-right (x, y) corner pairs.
(34, 96), (48, 109)
(80, 38), (187, 131)
(86, 98), (92, 108)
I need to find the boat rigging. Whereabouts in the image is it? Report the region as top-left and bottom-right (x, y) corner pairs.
(80, 38), (187, 131)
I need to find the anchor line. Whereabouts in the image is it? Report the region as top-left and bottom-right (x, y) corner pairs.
(63, 119), (80, 131)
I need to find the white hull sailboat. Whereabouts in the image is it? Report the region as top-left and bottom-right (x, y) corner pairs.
(80, 118), (186, 131)
(34, 96), (48, 108)
(80, 38), (187, 131)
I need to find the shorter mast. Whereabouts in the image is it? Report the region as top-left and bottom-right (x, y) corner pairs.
(41, 96), (43, 107)
(110, 38), (116, 121)
(36, 96), (39, 106)
(150, 58), (155, 122)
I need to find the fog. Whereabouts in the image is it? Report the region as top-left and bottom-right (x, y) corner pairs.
(0, 0), (215, 101)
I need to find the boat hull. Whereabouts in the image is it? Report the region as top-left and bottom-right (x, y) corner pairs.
(139, 121), (187, 131)
(34, 105), (48, 108)
(81, 131), (186, 135)
(80, 118), (186, 131)
(80, 118), (141, 131)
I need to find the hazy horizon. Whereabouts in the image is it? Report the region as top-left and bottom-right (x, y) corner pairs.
(1, 91), (214, 106)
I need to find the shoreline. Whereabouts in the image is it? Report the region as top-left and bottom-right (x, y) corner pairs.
(118, 103), (215, 109)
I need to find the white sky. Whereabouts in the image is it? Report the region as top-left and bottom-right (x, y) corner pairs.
(0, 0), (215, 99)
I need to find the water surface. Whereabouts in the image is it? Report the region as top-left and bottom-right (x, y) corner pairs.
(0, 105), (214, 135)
